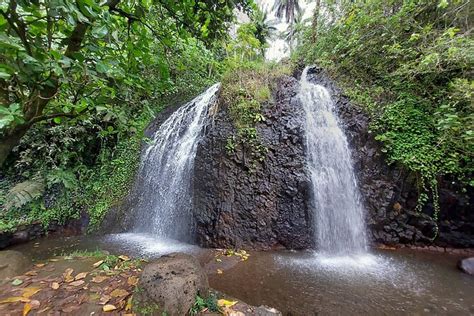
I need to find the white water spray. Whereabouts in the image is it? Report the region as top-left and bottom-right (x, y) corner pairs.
(299, 67), (368, 255)
(128, 84), (220, 242)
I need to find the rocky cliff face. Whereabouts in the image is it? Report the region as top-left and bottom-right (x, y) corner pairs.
(302, 67), (474, 249)
(193, 76), (313, 249)
(193, 66), (474, 250)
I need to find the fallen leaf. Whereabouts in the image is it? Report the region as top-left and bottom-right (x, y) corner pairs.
(125, 296), (133, 311)
(110, 288), (129, 297)
(217, 299), (237, 308)
(0, 297), (30, 304)
(91, 275), (108, 283)
(12, 279), (23, 286)
(216, 258), (222, 262)
(99, 295), (111, 305)
(217, 269), (223, 274)
(118, 255), (130, 261)
(69, 280), (85, 287)
(103, 304), (117, 312)
(51, 282), (60, 290)
(63, 268), (74, 282)
(34, 263), (46, 268)
(75, 272), (88, 280)
(22, 287), (41, 298)
(64, 268), (74, 277)
(49, 259), (59, 262)
(23, 303), (32, 316)
(25, 271), (38, 276)
(127, 276), (139, 286)
(93, 260), (104, 268)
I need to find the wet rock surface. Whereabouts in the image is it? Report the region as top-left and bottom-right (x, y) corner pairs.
(305, 66), (474, 248)
(193, 76), (312, 249)
(194, 66), (473, 249)
(458, 257), (474, 275)
(0, 250), (30, 280)
(0, 217), (88, 250)
(135, 253), (209, 315)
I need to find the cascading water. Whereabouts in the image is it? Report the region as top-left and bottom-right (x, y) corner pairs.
(109, 84), (220, 254)
(299, 67), (368, 255)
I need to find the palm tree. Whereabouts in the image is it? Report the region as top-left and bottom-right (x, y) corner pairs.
(281, 11), (306, 52)
(273, 0), (301, 54)
(273, 0), (301, 24)
(251, 10), (278, 56)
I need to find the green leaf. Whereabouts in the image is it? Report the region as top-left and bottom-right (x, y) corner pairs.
(92, 25), (108, 38)
(11, 279), (23, 286)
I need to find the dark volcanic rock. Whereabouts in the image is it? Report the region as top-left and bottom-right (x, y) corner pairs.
(305, 66), (474, 248)
(193, 66), (473, 249)
(135, 253), (209, 315)
(193, 76), (313, 249)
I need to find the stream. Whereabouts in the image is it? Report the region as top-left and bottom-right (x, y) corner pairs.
(9, 235), (474, 315)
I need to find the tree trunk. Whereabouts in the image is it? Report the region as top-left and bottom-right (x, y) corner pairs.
(311, 0), (321, 44)
(0, 86), (57, 168)
(0, 125), (29, 168)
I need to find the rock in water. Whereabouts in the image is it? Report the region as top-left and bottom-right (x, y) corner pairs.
(458, 257), (474, 275)
(135, 253), (209, 315)
(0, 250), (30, 280)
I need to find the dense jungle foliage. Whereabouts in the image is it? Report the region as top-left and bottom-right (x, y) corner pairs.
(0, 0), (262, 232)
(296, 0), (473, 223)
(1, 0), (472, 236)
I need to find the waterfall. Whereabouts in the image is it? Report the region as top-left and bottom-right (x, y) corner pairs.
(299, 67), (368, 255)
(128, 83), (220, 242)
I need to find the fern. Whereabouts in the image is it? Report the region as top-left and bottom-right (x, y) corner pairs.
(4, 180), (45, 211)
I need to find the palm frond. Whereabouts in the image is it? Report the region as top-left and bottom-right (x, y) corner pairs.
(4, 179), (45, 211)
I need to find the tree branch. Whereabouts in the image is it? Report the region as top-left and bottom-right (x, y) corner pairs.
(27, 112), (77, 126)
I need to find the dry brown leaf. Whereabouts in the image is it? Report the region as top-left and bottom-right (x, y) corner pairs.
(75, 272), (88, 280)
(127, 276), (139, 286)
(24, 271), (38, 276)
(110, 288), (129, 297)
(217, 269), (223, 274)
(69, 280), (85, 287)
(22, 287), (41, 298)
(103, 304), (117, 312)
(99, 295), (111, 305)
(34, 263), (46, 268)
(64, 268), (73, 276)
(49, 258), (59, 262)
(93, 260), (104, 268)
(51, 282), (60, 290)
(91, 275), (108, 283)
(118, 255), (130, 261)
(23, 303), (31, 316)
(0, 297), (30, 304)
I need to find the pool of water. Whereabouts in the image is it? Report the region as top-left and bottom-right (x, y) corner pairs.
(8, 234), (474, 315)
